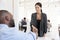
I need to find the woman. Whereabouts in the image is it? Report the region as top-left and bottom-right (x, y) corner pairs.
(30, 2), (47, 37)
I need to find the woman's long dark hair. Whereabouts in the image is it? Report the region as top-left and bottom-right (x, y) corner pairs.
(35, 2), (42, 13)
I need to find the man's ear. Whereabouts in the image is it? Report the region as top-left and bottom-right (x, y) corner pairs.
(5, 16), (10, 21)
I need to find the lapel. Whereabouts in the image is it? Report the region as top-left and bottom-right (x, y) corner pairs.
(40, 13), (43, 30)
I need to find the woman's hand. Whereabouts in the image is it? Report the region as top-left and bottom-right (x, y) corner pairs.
(43, 33), (46, 37)
(32, 25), (38, 39)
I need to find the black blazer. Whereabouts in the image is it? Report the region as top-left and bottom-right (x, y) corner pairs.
(30, 13), (47, 37)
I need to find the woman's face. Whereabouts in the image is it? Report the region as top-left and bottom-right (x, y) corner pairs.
(35, 5), (42, 13)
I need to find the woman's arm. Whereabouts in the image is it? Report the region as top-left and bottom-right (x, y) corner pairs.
(44, 14), (47, 33)
(30, 14), (35, 31)
(30, 13), (38, 39)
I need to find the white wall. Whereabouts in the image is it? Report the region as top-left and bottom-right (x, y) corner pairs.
(0, 0), (13, 14)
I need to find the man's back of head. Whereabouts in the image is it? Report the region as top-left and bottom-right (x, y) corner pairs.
(0, 10), (15, 27)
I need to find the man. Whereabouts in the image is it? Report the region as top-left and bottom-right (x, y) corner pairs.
(47, 20), (52, 32)
(58, 24), (60, 38)
(0, 10), (38, 40)
(21, 17), (27, 32)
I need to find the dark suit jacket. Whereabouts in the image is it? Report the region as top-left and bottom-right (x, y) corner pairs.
(30, 13), (47, 37)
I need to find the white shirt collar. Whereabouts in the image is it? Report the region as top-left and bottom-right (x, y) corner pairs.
(0, 24), (9, 28)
